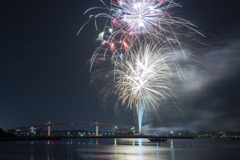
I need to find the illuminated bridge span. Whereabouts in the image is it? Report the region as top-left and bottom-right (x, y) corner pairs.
(17, 122), (134, 136)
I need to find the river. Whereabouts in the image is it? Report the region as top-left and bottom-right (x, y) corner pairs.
(0, 138), (240, 160)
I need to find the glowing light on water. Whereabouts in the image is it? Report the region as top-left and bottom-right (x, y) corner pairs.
(138, 139), (142, 146)
(114, 138), (117, 145)
(171, 139), (174, 148)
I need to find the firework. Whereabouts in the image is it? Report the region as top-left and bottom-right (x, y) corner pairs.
(112, 0), (181, 41)
(114, 43), (175, 111)
(114, 42), (179, 133)
(79, 0), (203, 45)
(81, 0), (206, 133)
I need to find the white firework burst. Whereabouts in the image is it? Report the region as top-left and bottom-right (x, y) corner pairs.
(114, 42), (176, 111)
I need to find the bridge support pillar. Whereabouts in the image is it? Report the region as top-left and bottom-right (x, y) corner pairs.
(96, 126), (99, 136)
(48, 126), (51, 136)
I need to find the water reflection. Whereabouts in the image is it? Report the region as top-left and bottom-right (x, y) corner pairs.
(51, 144), (54, 160)
(67, 151), (72, 160)
(30, 144), (34, 160)
(46, 141), (54, 160)
(45, 140), (50, 145)
(47, 145), (50, 160)
(156, 142), (160, 159)
(114, 138), (117, 145)
(1, 138), (234, 160)
(96, 139), (98, 145)
(138, 139), (142, 146)
(170, 139), (175, 160)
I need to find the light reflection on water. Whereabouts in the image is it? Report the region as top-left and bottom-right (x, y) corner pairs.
(170, 140), (175, 160)
(114, 138), (117, 146)
(0, 138), (240, 160)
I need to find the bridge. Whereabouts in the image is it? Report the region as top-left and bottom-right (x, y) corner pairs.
(17, 122), (134, 136)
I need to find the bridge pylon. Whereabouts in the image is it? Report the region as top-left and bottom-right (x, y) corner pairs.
(48, 126), (51, 136)
(96, 126), (99, 136)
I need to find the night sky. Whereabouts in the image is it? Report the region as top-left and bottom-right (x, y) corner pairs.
(1, 0), (240, 132)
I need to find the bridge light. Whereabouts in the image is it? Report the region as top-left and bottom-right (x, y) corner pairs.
(91, 124), (92, 126)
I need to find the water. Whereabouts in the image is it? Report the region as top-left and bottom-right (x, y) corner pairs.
(0, 138), (240, 160)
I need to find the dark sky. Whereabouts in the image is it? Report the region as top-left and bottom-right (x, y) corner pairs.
(0, 0), (240, 132)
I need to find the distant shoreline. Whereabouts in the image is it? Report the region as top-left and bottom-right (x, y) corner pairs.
(59, 135), (194, 139)
(0, 135), (193, 141)
(0, 137), (62, 141)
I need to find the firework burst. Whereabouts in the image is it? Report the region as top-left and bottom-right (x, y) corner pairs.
(78, 0), (202, 41)
(112, 0), (181, 41)
(79, 0), (203, 42)
(114, 42), (176, 111)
